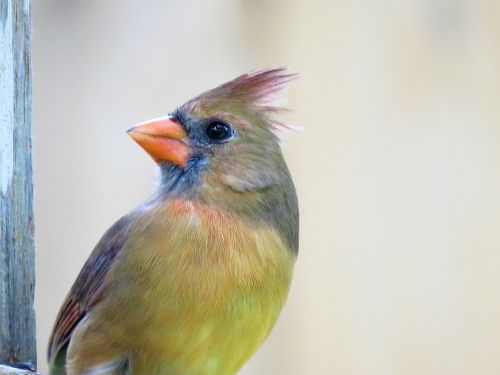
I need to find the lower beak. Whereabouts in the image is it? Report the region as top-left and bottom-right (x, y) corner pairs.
(127, 116), (189, 167)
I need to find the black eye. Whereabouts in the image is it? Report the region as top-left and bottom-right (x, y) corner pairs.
(205, 121), (233, 142)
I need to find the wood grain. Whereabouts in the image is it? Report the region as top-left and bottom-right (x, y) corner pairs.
(0, 0), (36, 368)
(0, 364), (37, 375)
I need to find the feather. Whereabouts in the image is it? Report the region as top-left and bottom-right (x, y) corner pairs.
(47, 214), (132, 367)
(198, 67), (299, 134)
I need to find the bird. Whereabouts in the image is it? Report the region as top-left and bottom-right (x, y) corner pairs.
(47, 67), (299, 375)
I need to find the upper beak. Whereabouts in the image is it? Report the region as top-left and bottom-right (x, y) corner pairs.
(127, 116), (189, 167)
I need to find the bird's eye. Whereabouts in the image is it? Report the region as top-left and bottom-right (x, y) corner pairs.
(205, 121), (233, 142)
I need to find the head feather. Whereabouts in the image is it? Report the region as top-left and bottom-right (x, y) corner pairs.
(213, 67), (297, 106)
(198, 67), (299, 134)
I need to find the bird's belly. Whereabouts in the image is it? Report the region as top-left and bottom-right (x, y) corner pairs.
(93, 213), (294, 374)
(134, 291), (285, 375)
(67, 271), (291, 375)
(68, 204), (295, 375)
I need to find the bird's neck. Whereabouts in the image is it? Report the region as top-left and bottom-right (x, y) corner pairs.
(156, 160), (299, 256)
(158, 157), (207, 196)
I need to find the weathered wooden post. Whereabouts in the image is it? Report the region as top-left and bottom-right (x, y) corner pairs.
(0, 0), (36, 372)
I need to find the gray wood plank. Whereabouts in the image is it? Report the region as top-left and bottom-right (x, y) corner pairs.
(0, 0), (36, 368)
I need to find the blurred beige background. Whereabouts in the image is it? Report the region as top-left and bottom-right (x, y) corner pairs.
(33, 0), (499, 374)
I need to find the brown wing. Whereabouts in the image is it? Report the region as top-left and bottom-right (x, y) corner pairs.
(47, 214), (133, 363)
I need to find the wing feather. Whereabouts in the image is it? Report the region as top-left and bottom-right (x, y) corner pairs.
(47, 214), (133, 364)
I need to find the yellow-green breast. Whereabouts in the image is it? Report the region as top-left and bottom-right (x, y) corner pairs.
(65, 198), (295, 375)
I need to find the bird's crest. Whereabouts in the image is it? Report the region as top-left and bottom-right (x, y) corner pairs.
(199, 67), (299, 133)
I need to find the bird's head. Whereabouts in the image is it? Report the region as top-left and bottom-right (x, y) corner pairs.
(128, 67), (298, 206)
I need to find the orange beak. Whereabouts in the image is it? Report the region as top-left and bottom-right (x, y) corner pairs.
(127, 116), (189, 167)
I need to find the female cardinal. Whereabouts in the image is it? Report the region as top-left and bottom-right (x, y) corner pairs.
(48, 68), (299, 375)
